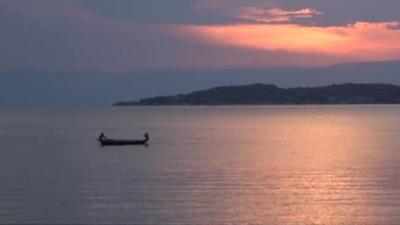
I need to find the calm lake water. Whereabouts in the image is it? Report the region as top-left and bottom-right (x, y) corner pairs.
(0, 106), (400, 225)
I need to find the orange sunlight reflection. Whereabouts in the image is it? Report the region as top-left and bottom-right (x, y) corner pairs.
(271, 115), (371, 225)
(174, 22), (400, 62)
(239, 110), (381, 224)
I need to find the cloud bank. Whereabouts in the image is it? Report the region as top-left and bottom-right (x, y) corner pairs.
(0, 0), (399, 72)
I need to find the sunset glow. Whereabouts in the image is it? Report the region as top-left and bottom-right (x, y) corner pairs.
(174, 21), (400, 62)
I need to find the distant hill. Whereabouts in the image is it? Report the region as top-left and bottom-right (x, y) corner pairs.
(114, 83), (400, 106)
(2, 60), (400, 106)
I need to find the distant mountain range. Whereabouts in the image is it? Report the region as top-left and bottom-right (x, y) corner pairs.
(114, 83), (400, 106)
(1, 60), (400, 106)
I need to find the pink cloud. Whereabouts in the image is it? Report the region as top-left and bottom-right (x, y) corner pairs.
(237, 7), (323, 23)
(194, 1), (322, 23)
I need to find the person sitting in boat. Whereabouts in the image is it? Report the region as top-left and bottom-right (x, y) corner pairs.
(98, 132), (107, 141)
(144, 132), (149, 141)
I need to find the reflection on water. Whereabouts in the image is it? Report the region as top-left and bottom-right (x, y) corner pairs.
(0, 106), (400, 224)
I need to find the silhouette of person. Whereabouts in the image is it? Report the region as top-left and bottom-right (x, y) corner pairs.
(98, 132), (107, 141)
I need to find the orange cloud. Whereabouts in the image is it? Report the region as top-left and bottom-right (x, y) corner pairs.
(172, 21), (400, 63)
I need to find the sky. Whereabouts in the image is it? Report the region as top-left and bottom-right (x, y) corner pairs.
(1, 0), (400, 73)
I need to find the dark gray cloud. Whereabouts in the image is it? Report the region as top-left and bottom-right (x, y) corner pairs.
(73, 0), (400, 26)
(0, 1), (197, 72)
(74, 0), (238, 25)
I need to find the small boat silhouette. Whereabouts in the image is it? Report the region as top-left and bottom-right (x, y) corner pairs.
(98, 133), (149, 146)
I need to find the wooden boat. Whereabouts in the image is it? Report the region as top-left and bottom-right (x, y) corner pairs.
(98, 133), (149, 146)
